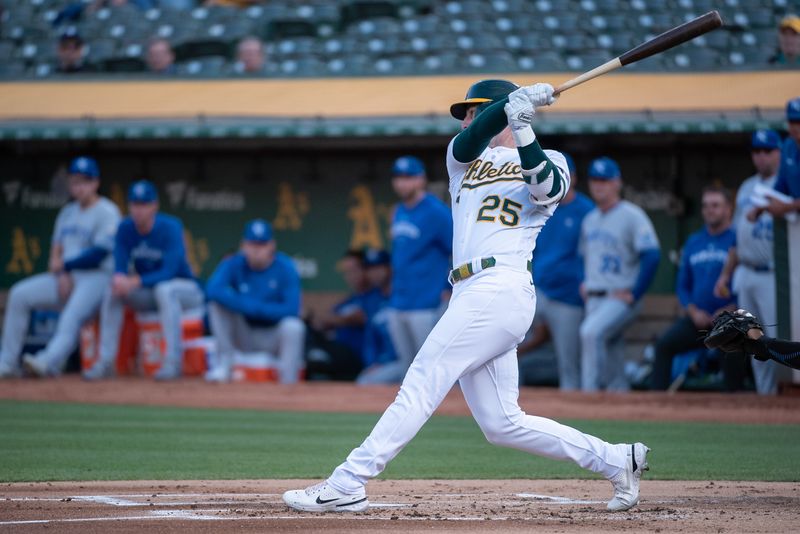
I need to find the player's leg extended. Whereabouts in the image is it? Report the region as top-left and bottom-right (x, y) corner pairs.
(35, 271), (109, 372)
(325, 270), (535, 494)
(580, 297), (640, 391)
(152, 279), (204, 376)
(460, 346), (628, 476)
(539, 294), (583, 391)
(0, 273), (60, 375)
(743, 271), (778, 395)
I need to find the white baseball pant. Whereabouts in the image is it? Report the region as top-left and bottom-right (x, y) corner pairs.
(327, 268), (628, 494)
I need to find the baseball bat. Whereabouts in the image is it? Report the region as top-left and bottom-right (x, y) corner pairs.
(553, 10), (723, 96)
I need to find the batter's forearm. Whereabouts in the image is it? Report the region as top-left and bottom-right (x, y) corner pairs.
(452, 99), (510, 162)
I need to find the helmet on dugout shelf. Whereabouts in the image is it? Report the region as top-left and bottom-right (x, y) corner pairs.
(449, 79), (519, 120)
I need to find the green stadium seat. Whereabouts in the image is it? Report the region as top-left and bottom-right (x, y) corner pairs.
(176, 56), (228, 76)
(264, 19), (319, 40)
(99, 57), (147, 73)
(174, 39), (232, 62)
(517, 52), (567, 71)
(340, 1), (399, 27)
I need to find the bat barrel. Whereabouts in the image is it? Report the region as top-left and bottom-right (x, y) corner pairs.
(619, 10), (723, 66)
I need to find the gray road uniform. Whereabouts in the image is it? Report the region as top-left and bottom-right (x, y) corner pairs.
(733, 173), (779, 395)
(0, 198), (120, 376)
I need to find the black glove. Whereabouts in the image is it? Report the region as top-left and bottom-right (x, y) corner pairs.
(703, 309), (765, 358)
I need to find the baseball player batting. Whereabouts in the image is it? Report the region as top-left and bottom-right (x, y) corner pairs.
(283, 80), (650, 513)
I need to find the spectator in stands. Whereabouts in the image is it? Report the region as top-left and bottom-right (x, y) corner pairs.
(146, 38), (176, 75)
(1, 157), (120, 378)
(305, 249), (370, 381)
(770, 15), (800, 66)
(233, 36), (268, 75)
(714, 130), (783, 395)
(204, 219), (306, 384)
(86, 180), (204, 381)
(530, 152), (594, 391)
(386, 156), (453, 378)
(579, 157), (661, 392)
(356, 249), (401, 385)
(650, 186), (735, 390)
(56, 29), (93, 73)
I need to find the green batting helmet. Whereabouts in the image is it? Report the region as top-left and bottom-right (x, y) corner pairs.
(449, 79), (520, 120)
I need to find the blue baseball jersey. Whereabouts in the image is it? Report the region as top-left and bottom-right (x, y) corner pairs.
(333, 293), (367, 355)
(113, 213), (194, 286)
(206, 251), (301, 327)
(390, 193), (453, 310)
(533, 192), (594, 306)
(360, 288), (397, 367)
(775, 136), (800, 199)
(677, 227), (736, 314)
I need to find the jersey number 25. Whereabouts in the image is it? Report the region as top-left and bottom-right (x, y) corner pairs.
(477, 195), (522, 227)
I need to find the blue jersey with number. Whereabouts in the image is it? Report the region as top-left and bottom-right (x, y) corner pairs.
(390, 193), (452, 310)
(533, 192), (594, 306)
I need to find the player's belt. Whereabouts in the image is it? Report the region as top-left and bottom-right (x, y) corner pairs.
(449, 256), (532, 284)
(586, 290), (609, 297)
(741, 262), (772, 273)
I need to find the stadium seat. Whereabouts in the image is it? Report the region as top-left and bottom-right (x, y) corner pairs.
(340, 1), (399, 27)
(174, 40), (232, 62)
(0, 60), (27, 77)
(99, 57), (147, 73)
(264, 19), (319, 40)
(176, 56), (228, 76)
(517, 52), (567, 71)
(670, 48), (720, 70)
(86, 39), (118, 65)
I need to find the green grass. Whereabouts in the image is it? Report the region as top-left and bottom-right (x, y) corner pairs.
(1, 400), (798, 482)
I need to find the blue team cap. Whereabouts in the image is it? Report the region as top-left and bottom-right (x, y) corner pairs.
(561, 152), (576, 174)
(751, 129), (781, 150)
(243, 219), (273, 242)
(68, 156), (99, 179)
(127, 180), (158, 203)
(392, 156), (425, 177)
(363, 248), (391, 266)
(787, 97), (800, 122)
(587, 156), (621, 180)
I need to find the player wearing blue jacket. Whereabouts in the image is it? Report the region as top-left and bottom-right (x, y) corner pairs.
(768, 98), (800, 215)
(204, 219), (305, 384)
(3, 157), (121, 378)
(387, 156), (453, 375)
(87, 180), (204, 381)
(650, 186), (736, 390)
(530, 153), (594, 391)
(579, 157), (661, 392)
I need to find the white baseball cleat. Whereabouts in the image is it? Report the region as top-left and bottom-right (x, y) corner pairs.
(82, 361), (114, 381)
(0, 362), (21, 379)
(283, 481), (369, 512)
(607, 442), (650, 512)
(22, 353), (54, 378)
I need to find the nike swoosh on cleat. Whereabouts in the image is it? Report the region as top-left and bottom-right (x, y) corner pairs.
(315, 496), (342, 504)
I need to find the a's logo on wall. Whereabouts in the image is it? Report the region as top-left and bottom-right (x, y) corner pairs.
(273, 182), (309, 231)
(6, 227), (41, 275)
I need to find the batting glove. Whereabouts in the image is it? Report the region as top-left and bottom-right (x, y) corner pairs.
(504, 92), (536, 147)
(520, 83), (557, 108)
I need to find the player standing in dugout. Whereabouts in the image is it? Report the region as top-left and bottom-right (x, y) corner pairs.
(283, 79), (650, 513)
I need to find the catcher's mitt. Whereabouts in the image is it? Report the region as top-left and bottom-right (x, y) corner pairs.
(703, 309), (764, 356)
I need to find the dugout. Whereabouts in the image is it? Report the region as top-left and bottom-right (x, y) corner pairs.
(1, 72), (798, 370)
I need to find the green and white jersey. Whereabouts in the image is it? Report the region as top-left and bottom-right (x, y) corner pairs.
(446, 138), (570, 268)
